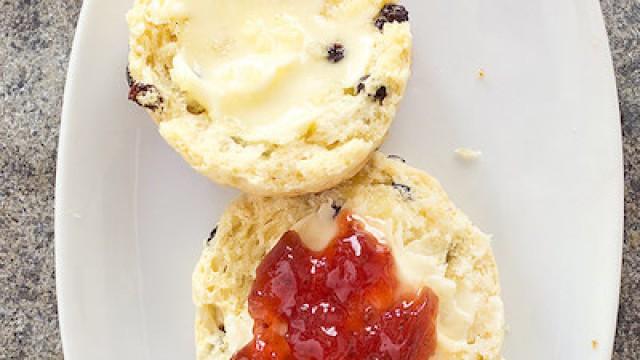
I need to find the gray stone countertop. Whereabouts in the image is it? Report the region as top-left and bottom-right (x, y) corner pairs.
(0, 0), (638, 358)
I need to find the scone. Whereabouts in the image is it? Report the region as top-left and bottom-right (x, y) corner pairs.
(126, 0), (412, 196)
(193, 153), (505, 359)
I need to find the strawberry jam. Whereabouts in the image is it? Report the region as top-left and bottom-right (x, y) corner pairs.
(233, 211), (439, 360)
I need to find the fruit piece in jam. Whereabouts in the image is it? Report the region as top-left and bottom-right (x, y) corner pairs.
(233, 210), (438, 360)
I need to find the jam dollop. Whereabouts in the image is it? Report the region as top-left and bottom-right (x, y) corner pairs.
(233, 211), (438, 360)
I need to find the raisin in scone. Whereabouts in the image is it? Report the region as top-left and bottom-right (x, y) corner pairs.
(126, 0), (412, 196)
(193, 153), (505, 359)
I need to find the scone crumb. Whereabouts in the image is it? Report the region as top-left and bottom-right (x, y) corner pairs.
(591, 340), (599, 350)
(455, 148), (483, 161)
(478, 69), (486, 79)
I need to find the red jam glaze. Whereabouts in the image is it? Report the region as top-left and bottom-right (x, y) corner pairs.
(233, 211), (438, 360)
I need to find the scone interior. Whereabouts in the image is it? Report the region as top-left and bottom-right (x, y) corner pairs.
(127, 0), (412, 195)
(193, 153), (505, 359)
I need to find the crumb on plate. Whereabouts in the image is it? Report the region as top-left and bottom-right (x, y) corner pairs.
(455, 148), (483, 161)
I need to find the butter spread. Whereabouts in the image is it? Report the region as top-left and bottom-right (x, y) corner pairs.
(292, 203), (338, 252)
(170, 0), (378, 140)
(223, 312), (253, 354)
(351, 214), (483, 348)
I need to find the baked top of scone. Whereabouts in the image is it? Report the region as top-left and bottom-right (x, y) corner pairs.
(193, 153), (505, 359)
(126, 0), (412, 196)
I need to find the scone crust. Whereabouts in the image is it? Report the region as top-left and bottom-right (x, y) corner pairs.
(127, 0), (412, 196)
(193, 153), (505, 359)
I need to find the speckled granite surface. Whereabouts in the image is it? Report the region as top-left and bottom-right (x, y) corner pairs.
(0, 0), (637, 358)
(601, 1), (640, 359)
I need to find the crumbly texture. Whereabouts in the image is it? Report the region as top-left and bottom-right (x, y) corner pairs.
(126, 0), (412, 196)
(193, 153), (505, 359)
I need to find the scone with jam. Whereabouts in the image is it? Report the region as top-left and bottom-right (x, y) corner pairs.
(193, 153), (505, 359)
(127, 0), (412, 196)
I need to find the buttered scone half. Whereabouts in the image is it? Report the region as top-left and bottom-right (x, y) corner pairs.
(193, 153), (505, 359)
(127, 0), (412, 196)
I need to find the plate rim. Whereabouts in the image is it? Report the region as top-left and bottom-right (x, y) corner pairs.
(54, 0), (91, 356)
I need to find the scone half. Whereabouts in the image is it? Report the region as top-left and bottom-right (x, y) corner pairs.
(126, 0), (412, 196)
(193, 153), (505, 359)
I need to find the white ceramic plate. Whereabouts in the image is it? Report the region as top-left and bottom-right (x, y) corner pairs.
(55, 0), (623, 359)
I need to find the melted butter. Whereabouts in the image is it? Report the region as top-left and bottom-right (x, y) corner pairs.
(171, 0), (377, 137)
(292, 203), (338, 252)
(351, 214), (484, 350)
(223, 312), (253, 354)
